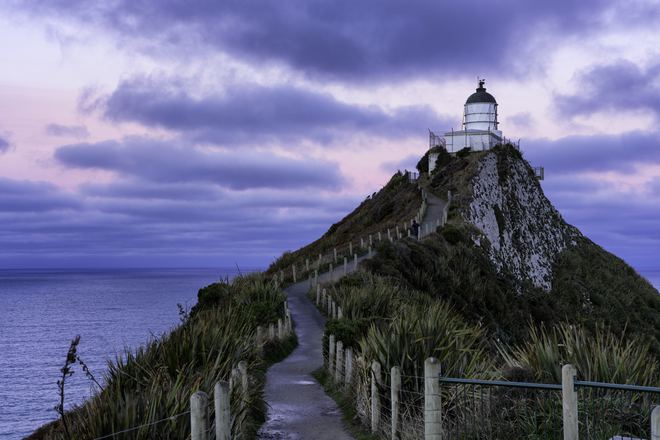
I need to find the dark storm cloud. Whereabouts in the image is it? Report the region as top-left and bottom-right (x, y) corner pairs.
(555, 60), (660, 119)
(45, 123), (90, 139)
(524, 131), (660, 175)
(11, 0), (613, 81)
(55, 137), (345, 190)
(101, 77), (441, 145)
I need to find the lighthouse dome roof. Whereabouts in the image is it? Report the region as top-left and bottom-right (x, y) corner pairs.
(466, 80), (497, 104)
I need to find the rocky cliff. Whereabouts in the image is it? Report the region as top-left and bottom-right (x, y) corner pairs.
(464, 149), (580, 291)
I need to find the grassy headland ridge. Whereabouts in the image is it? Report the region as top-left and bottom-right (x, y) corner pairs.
(272, 144), (660, 436)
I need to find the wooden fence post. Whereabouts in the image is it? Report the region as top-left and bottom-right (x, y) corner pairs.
(214, 381), (230, 440)
(316, 285), (321, 305)
(334, 247), (337, 263)
(306, 258), (309, 271)
(378, 231), (382, 242)
(562, 364), (579, 440)
(349, 241), (353, 256)
(424, 357), (441, 440)
(268, 323), (275, 341)
(651, 406), (660, 440)
(314, 269), (318, 286)
(285, 310), (292, 333)
(332, 300), (337, 319)
(292, 265), (297, 283)
(229, 367), (240, 394)
(371, 361), (382, 433)
(329, 263), (334, 281)
(344, 347), (353, 390)
(328, 334), (336, 372)
(238, 360), (248, 394)
(353, 253), (358, 270)
(277, 318), (283, 339)
(361, 237), (365, 248)
(368, 245), (373, 257)
(337, 306), (343, 319)
(335, 340), (344, 383)
(391, 366), (401, 440)
(190, 391), (209, 440)
(343, 257), (347, 275)
(256, 326), (263, 346)
(369, 234), (373, 246)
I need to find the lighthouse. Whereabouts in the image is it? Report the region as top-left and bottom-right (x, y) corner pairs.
(446, 79), (502, 150)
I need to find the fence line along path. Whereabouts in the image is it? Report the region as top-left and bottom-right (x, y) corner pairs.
(257, 276), (356, 439)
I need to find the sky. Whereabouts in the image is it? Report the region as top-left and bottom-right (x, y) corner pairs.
(0, 0), (659, 272)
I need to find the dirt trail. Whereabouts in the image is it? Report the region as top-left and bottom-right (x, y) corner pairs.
(257, 278), (355, 439)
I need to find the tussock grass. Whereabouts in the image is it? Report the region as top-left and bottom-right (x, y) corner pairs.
(29, 273), (295, 440)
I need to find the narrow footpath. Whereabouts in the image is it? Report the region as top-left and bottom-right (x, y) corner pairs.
(420, 191), (446, 238)
(257, 277), (355, 439)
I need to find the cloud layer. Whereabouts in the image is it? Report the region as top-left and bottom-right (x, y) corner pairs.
(556, 60), (660, 119)
(13, 0), (617, 81)
(101, 77), (442, 146)
(55, 137), (346, 190)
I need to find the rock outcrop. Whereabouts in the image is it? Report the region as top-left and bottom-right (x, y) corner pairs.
(464, 149), (580, 291)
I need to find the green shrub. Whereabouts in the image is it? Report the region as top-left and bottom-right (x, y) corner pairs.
(440, 224), (466, 245)
(456, 147), (471, 158)
(500, 322), (659, 386)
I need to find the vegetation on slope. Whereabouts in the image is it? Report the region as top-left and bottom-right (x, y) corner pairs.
(29, 274), (295, 440)
(267, 171), (422, 277)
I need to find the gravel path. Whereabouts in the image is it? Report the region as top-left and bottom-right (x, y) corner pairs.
(257, 279), (355, 440)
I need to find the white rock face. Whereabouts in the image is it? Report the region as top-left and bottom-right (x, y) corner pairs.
(465, 152), (579, 291)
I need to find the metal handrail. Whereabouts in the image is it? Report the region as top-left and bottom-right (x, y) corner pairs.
(575, 380), (660, 394)
(440, 377), (660, 394)
(440, 377), (561, 391)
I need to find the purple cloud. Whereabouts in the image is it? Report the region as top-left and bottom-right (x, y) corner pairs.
(45, 123), (90, 139)
(101, 77), (443, 145)
(555, 60), (660, 118)
(11, 0), (614, 81)
(524, 130), (660, 175)
(0, 136), (10, 154)
(506, 112), (534, 129)
(55, 137), (345, 190)
(0, 178), (81, 212)
(379, 154), (420, 173)
(0, 174), (359, 268)
(540, 173), (660, 268)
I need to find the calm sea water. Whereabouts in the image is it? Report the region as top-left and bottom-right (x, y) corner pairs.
(0, 268), (254, 440)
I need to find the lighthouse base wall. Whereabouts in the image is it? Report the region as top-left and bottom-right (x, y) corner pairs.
(444, 130), (502, 153)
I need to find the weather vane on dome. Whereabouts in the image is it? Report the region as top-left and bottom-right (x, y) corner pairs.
(477, 77), (485, 88)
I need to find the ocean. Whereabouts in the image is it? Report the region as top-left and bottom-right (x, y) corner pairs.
(0, 268), (252, 440)
(0, 267), (658, 440)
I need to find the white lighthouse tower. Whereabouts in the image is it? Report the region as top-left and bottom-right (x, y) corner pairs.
(445, 79), (502, 149)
